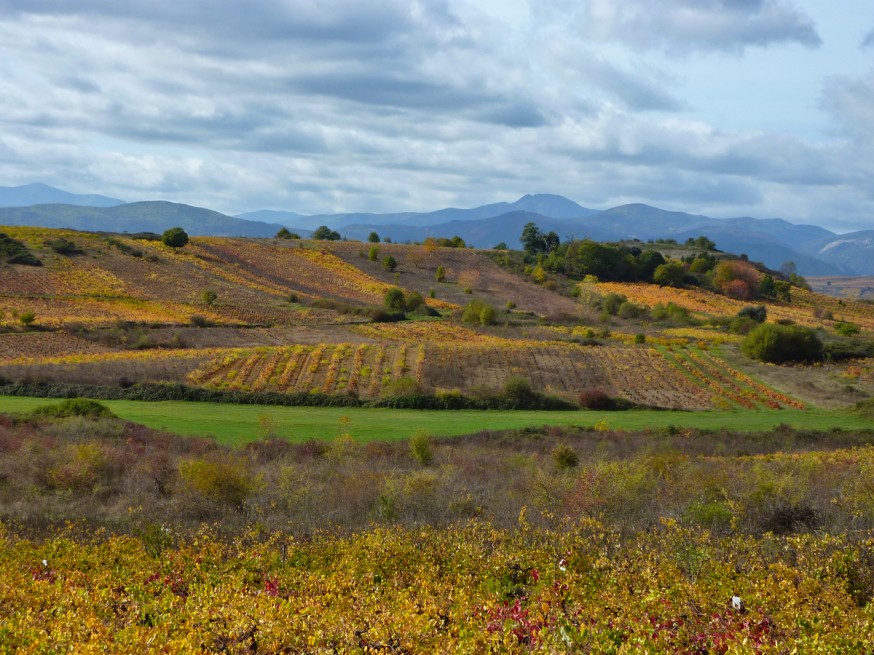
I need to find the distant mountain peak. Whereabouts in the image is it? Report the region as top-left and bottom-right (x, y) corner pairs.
(0, 182), (125, 208)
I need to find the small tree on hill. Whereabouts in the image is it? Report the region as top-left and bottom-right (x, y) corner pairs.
(201, 290), (218, 307)
(384, 287), (406, 312)
(162, 227), (189, 249)
(312, 226), (341, 241)
(368, 232), (380, 243)
(383, 255), (398, 272)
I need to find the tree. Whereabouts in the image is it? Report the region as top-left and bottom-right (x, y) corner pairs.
(368, 246), (380, 261)
(275, 227), (300, 239)
(493, 242), (508, 250)
(162, 227), (189, 249)
(383, 287), (406, 312)
(19, 311), (36, 326)
(312, 226), (341, 241)
(201, 290), (217, 307)
(383, 255), (397, 272)
(368, 232), (381, 243)
(653, 262), (685, 287)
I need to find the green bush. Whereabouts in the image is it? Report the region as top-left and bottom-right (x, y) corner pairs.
(461, 299), (496, 326)
(45, 237), (84, 255)
(409, 432), (434, 467)
(31, 398), (115, 419)
(383, 287), (406, 312)
(0, 233), (41, 266)
(737, 305), (767, 323)
(741, 323), (823, 363)
(835, 321), (861, 336)
(368, 245), (380, 261)
(552, 444), (579, 471)
(161, 227), (189, 249)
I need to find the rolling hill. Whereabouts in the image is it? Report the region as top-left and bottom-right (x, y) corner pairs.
(0, 225), (871, 410)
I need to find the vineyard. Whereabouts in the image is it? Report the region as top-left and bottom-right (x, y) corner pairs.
(2, 520), (873, 653)
(0, 225), (870, 409)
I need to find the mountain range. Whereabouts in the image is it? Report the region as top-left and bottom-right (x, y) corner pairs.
(0, 184), (871, 275)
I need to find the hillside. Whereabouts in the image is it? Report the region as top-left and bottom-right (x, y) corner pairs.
(0, 226), (871, 409)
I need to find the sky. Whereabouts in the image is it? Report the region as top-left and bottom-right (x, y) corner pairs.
(1, 0), (874, 232)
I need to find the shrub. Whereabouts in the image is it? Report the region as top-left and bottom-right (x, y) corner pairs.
(741, 323), (823, 363)
(461, 299), (496, 326)
(404, 291), (424, 312)
(578, 389), (616, 411)
(19, 311), (36, 326)
(383, 255), (398, 272)
(617, 301), (646, 320)
(653, 262), (685, 287)
(408, 432), (434, 467)
(178, 456), (262, 508)
(650, 302), (692, 324)
(161, 227), (189, 249)
(835, 321), (861, 336)
(435, 266), (446, 282)
(31, 398), (115, 419)
(501, 377), (536, 408)
(737, 305), (767, 323)
(368, 245), (380, 261)
(0, 232), (41, 266)
(552, 444), (579, 471)
(200, 289), (217, 307)
(45, 237), (84, 255)
(368, 232), (380, 243)
(383, 287), (406, 312)
(601, 292), (627, 316)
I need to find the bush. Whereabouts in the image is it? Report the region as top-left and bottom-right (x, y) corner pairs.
(178, 456), (262, 509)
(435, 266), (446, 282)
(383, 255), (398, 272)
(200, 290), (217, 307)
(404, 291), (424, 312)
(653, 262), (685, 287)
(46, 237), (84, 255)
(737, 305), (767, 323)
(0, 232), (41, 266)
(552, 444), (579, 471)
(275, 227), (300, 239)
(161, 227), (189, 249)
(835, 321), (861, 336)
(741, 323), (823, 363)
(461, 299), (496, 326)
(31, 398), (115, 419)
(383, 287), (406, 312)
(408, 433), (434, 467)
(368, 245), (380, 261)
(368, 232), (380, 243)
(19, 311), (36, 326)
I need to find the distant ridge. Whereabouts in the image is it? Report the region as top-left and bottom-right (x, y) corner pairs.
(0, 201), (293, 238)
(0, 183), (124, 208)
(3, 183), (872, 275)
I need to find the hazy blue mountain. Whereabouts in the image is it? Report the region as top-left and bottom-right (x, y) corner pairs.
(2, 185), (868, 275)
(804, 231), (874, 276)
(340, 211), (597, 248)
(240, 194), (597, 231)
(0, 183), (124, 208)
(0, 201), (290, 237)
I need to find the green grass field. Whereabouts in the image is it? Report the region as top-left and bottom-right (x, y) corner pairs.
(1, 395), (870, 445)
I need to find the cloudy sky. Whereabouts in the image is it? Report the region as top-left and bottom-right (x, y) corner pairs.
(1, 0), (874, 231)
